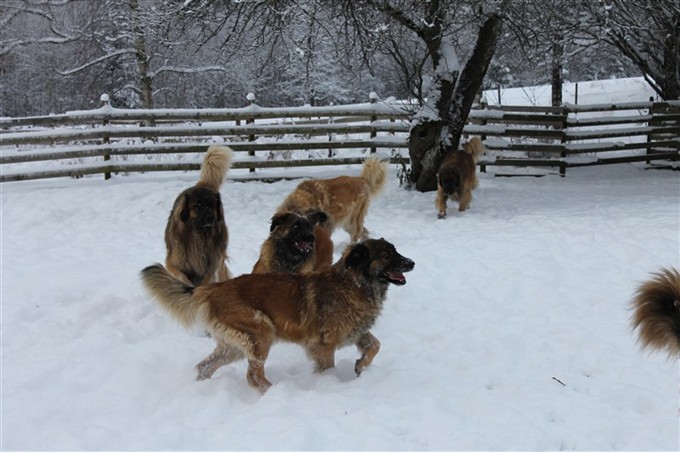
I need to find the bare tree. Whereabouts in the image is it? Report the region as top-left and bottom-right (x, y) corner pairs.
(580, 0), (680, 100)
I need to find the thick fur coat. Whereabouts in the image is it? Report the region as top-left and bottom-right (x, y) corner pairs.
(164, 146), (233, 286)
(276, 158), (388, 242)
(630, 267), (680, 358)
(435, 136), (486, 219)
(141, 238), (415, 392)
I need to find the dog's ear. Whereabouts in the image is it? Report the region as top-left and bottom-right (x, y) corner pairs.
(179, 194), (191, 223)
(307, 210), (328, 226)
(270, 213), (290, 232)
(345, 243), (369, 270)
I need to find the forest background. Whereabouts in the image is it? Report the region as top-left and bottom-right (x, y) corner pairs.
(1, 0), (678, 118)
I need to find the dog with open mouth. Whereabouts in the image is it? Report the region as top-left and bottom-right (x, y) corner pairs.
(252, 210), (333, 274)
(141, 238), (415, 393)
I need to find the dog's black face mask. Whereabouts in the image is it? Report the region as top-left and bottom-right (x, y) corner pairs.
(438, 169), (461, 196)
(181, 188), (222, 229)
(345, 238), (415, 285)
(270, 211), (327, 257)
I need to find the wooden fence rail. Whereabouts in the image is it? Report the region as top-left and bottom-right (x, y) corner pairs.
(1, 95), (678, 183)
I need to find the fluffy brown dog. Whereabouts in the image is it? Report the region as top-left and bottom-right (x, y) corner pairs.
(252, 210), (333, 274)
(164, 146), (233, 286)
(276, 158), (388, 242)
(141, 238), (415, 393)
(435, 136), (486, 219)
(630, 267), (680, 358)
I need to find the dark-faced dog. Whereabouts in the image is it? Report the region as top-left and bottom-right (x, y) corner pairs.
(252, 210), (333, 274)
(164, 146), (233, 286)
(141, 238), (415, 393)
(435, 137), (485, 219)
(631, 267), (680, 358)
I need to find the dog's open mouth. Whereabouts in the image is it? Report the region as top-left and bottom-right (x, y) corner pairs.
(384, 271), (407, 285)
(294, 240), (313, 254)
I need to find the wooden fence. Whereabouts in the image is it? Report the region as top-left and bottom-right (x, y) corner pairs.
(1, 94), (678, 183)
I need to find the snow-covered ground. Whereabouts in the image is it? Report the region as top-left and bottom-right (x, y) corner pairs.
(2, 162), (678, 450)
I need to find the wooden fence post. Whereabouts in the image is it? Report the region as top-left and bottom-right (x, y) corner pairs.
(646, 96), (654, 164)
(328, 101), (335, 158)
(100, 93), (111, 180)
(246, 92), (256, 172)
(369, 92), (378, 154)
(479, 101), (487, 173)
(559, 105), (567, 177)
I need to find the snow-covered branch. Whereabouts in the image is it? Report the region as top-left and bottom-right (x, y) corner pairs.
(56, 49), (137, 76)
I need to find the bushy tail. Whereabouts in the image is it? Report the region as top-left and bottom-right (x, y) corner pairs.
(631, 267), (680, 358)
(198, 146), (233, 191)
(463, 137), (486, 163)
(141, 264), (206, 330)
(360, 158), (389, 197)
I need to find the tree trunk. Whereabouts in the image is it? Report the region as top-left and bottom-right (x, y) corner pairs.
(409, 13), (503, 192)
(551, 34), (563, 107)
(130, 0), (154, 110)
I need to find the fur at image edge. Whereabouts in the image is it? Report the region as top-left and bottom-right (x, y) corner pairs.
(631, 267), (680, 358)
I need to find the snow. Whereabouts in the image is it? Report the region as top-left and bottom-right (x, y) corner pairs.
(2, 163), (678, 450)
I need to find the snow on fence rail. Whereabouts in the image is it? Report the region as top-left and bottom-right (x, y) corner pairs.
(1, 95), (678, 182)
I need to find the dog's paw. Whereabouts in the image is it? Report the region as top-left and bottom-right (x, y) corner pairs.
(437, 212), (447, 219)
(355, 360), (369, 377)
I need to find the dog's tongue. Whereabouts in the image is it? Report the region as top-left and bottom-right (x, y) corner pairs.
(295, 240), (313, 253)
(386, 271), (406, 285)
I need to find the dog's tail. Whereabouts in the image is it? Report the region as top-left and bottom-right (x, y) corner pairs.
(360, 157), (389, 197)
(141, 264), (207, 330)
(197, 146), (233, 191)
(631, 267), (680, 358)
(463, 137), (486, 163)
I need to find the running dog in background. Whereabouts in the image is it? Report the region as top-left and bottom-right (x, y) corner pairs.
(276, 158), (388, 242)
(630, 267), (680, 358)
(252, 210), (333, 274)
(435, 136), (486, 219)
(164, 146), (233, 286)
(141, 238), (415, 393)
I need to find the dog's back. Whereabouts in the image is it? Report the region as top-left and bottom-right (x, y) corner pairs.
(277, 158), (388, 242)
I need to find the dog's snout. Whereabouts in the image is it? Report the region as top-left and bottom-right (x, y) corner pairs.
(401, 256), (415, 271)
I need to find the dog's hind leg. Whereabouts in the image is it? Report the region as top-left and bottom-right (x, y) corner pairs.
(306, 342), (336, 373)
(458, 189), (472, 212)
(347, 200), (370, 242)
(354, 332), (380, 376)
(196, 340), (244, 381)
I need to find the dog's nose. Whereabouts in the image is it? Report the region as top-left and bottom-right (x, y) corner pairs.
(402, 257), (415, 271)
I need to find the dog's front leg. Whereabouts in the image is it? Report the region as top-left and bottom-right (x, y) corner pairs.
(355, 332), (380, 376)
(246, 359), (272, 393)
(458, 190), (472, 211)
(435, 186), (448, 219)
